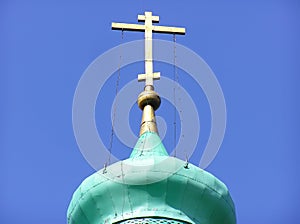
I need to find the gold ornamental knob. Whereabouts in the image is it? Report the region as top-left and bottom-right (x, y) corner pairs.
(137, 90), (161, 111)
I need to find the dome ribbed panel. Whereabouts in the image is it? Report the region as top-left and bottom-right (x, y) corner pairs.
(114, 217), (190, 224)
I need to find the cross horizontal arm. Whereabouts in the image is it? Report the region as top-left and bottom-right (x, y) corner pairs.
(152, 25), (185, 35)
(112, 22), (145, 32)
(112, 22), (186, 35)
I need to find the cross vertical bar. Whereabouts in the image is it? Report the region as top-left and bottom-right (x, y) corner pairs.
(144, 12), (153, 87)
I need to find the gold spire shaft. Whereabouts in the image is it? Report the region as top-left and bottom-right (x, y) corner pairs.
(139, 104), (158, 136)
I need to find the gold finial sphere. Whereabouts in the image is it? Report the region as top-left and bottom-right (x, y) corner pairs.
(137, 89), (161, 111)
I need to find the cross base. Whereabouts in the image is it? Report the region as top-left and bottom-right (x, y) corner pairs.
(138, 72), (161, 85)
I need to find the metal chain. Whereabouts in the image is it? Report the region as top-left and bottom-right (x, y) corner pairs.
(173, 34), (177, 157)
(173, 35), (187, 162)
(107, 31), (124, 167)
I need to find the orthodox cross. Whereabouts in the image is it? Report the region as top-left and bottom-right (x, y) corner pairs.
(112, 11), (185, 88)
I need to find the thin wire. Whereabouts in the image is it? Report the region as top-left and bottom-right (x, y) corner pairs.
(173, 35), (188, 162)
(107, 184), (118, 218)
(173, 34), (177, 157)
(121, 161), (126, 216)
(113, 32), (126, 219)
(107, 30), (123, 166)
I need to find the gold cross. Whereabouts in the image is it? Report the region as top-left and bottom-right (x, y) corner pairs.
(112, 11), (185, 88)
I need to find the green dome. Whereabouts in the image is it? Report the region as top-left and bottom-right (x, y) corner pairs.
(67, 132), (236, 224)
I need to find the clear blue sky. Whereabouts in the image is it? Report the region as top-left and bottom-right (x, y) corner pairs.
(1, 0), (299, 223)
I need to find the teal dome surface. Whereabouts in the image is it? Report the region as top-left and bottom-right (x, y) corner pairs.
(67, 132), (236, 224)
